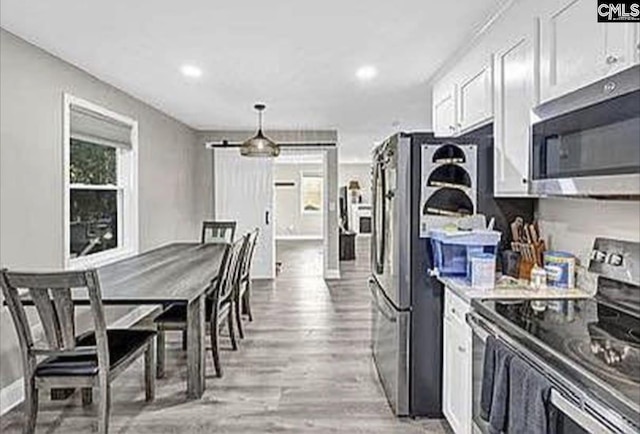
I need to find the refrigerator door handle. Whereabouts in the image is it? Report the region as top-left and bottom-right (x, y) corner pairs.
(369, 278), (397, 323)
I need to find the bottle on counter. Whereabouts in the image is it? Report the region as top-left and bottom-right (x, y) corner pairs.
(530, 265), (547, 291)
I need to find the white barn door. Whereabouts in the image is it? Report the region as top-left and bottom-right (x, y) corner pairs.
(214, 148), (275, 279)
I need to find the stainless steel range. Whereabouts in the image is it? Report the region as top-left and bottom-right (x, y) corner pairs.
(467, 238), (640, 433)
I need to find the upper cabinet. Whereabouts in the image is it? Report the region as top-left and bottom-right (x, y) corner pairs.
(539, 0), (640, 103)
(433, 85), (457, 137)
(457, 59), (494, 134)
(493, 24), (537, 197)
(432, 58), (494, 138)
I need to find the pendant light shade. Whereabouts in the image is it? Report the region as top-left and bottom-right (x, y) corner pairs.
(240, 104), (280, 157)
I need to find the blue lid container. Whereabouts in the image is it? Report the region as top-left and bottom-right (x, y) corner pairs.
(429, 229), (501, 278)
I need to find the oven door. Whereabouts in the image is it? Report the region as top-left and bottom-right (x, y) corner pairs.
(531, 68), (640, 196)
(467, 313), (636, 434)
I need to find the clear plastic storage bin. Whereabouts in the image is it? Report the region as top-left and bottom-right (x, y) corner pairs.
(430, 229), (501, 278)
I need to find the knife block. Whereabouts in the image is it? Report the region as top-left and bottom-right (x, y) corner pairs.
(518, 258), (536, 281)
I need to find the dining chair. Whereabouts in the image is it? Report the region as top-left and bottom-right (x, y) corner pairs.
(234, 228), (260, 339)
(0, 269), (156, 434)
(176, 220), (236, 350)
(201, 221), (237, 244)
(154, 238), (243, 379)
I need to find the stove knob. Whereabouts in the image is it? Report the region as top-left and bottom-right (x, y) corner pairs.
(591, 250), (607, 263)
(608, 253), (623, 266)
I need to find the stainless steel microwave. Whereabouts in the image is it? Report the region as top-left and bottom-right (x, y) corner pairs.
(531, 65), (640, 196)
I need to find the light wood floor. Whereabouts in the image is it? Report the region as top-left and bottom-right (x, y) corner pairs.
(1, 237), (450, 433)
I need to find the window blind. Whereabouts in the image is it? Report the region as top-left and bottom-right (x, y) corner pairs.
(70, 105), (132, 148)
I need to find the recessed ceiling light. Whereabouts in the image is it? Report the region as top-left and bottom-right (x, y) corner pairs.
(180, 64), (203, 78)
(356, 65), (378, 81)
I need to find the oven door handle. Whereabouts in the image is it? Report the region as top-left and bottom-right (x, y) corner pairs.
(549, 389), (614, 433)
(466, 312), (496, 343)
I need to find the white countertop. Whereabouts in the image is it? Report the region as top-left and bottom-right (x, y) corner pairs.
(439, 276), (593, 303)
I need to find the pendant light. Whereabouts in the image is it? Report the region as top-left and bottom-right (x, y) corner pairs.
(240, 103), (280, 157)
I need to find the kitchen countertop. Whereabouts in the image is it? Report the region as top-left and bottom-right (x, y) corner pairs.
(439, 276), (593, 303)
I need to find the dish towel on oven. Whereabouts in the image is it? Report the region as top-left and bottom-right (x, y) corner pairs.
(480, 335), (497, 420)
(480, 336), (514, 434)
(507, 355), (555, 434)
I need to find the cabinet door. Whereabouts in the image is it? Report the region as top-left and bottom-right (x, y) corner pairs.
(494, 31), (535, 197)
(443, 313), (472, 434)
(540, 0), (636, 102)
(457, 59), (493, 134)
(632, 23), (640, 65)
(433, 87), (457, 137)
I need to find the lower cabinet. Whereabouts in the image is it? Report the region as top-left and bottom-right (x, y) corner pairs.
(442, 289), (473, 434)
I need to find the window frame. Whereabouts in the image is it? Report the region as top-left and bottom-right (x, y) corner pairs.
(63, 94), (139, 269)
(299, 171), (323, 215)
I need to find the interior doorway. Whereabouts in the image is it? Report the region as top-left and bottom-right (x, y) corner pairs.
(274, 151), (325, 278)
(211, 144), (340, 280)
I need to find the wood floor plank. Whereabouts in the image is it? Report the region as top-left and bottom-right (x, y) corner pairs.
(0, 238), (450, 433)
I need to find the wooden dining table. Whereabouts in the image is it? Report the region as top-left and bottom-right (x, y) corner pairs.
(77, 242), (227, 399)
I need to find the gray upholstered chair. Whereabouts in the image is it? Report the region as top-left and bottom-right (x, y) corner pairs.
(0, 269), (156, 434)
(201, 221), (237, 244)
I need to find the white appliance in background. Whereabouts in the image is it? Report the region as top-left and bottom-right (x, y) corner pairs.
(349, 203), (372, 234)
(419, 143), (477, 237)
(214, 148), (275, 279)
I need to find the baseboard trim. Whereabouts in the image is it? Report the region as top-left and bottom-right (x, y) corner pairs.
(0, 305), (158, 416)
(0, 377), (23, 417)
(324, 269), (341, 279)
(276, 235), (323, 241)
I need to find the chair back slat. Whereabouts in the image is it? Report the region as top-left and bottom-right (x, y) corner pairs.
(5, 271), (89, 289)
(217, 238), (245, 304)
(29, 288), (68, 349)
(201, 221), (237, 244)
(204, 242), (232, 298)
(241, 228), (260, 279)
(51, 289), (76, 349)
(0, 269), (110, 377)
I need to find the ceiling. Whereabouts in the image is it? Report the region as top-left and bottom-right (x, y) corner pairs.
(0, 0), (506, 162)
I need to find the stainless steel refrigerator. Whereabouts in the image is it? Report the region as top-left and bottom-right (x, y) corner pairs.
(369, 129), (532, 417)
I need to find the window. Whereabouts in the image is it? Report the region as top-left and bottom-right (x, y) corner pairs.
(300, 173), (323, 213)
(64, 94), (138, 268)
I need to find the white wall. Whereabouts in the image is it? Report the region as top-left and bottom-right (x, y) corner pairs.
(0, 29), (212, 392)
(275, 163), (323, 239)
(537, 198), (640, 264)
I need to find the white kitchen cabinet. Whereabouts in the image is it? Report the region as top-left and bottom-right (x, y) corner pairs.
(442, 289), (472, 434)
(433, 86), (457, 137)
(540, 0), (640, 103)
(634, 23), (640, 64)
(493, 27), (536, 197)
(457, 58), (494, 134)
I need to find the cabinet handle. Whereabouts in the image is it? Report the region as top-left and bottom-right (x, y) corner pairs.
(448, 125), (456, 131)
(458, 346), (467, 353)
(451, 307), (457, 315)
(605, 55), (619, 65)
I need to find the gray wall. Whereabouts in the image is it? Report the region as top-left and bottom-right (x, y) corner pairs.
(275, 163), (323, 238)
(0, 29), (213, 391)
